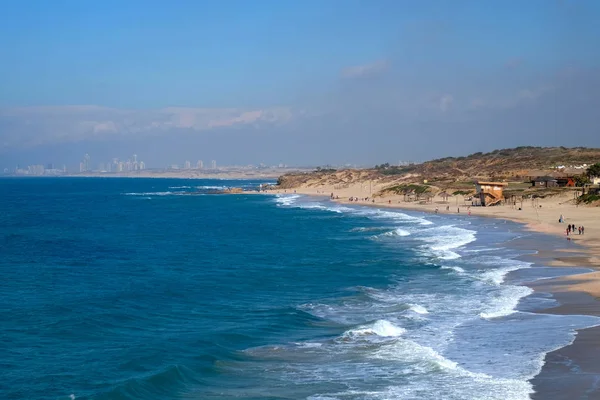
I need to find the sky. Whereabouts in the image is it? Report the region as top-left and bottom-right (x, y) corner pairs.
(1, 0), (600, 168)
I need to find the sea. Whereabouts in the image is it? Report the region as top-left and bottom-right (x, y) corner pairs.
(1, 177), (599, 400)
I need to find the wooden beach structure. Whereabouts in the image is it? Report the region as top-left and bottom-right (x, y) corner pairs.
(474, 181), (508, 206)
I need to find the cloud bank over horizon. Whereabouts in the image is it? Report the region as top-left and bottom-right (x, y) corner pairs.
(1, 1), (599, 168)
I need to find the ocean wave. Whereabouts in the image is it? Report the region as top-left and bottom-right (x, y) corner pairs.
(341, 320), (406, 340)
(351, 208), (433, 226)
(168, 186), (191, 189)
(479, 285), (534, 319)
(418, 225), (477, 260)
(441, 265), (466, 274)
(274, 194), (301, 206)
(408, 304), (429, 314)
(349, 226), (391, 233)
(372, 227), (411, 239)
(196, 185), (227, 190)
(124, 191), (182, 196)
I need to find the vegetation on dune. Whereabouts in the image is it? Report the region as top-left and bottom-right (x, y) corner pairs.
(381, 184), (430, 195)
(315, 166), (337, 173)
(452, 190), (472, 196)
(578, 193), (600, 204)
(587, 163), (600, 178)
(374, 163), (411, 176)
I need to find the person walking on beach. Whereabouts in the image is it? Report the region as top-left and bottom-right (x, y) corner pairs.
(582, 226), (585, 235)
(578, 226), (582, 235)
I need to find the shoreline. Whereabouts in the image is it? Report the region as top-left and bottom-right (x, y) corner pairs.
(283, 186), (600, 296)
(267, 187), (600, 398)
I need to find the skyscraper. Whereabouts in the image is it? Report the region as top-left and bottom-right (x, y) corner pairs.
(82, 154), (91, 172)
(211, 160), (217, 169)
(184, 160), (191, 170)
(196, 160), (203, 169)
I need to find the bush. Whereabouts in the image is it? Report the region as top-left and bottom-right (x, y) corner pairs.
(578, 193), (600, 204)
(382, 184), (430, 195)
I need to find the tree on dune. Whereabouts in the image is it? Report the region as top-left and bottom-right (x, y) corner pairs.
(587, 163), (600, 178)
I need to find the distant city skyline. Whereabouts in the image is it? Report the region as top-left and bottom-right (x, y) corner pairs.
(3, 152), (310, 176)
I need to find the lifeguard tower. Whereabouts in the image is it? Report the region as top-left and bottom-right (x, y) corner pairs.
(474, 181), (507, 206)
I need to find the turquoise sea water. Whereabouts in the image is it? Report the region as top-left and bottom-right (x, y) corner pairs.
(1, 178), (599, 400)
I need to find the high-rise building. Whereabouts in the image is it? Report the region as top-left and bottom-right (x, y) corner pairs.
(139, 161), (145, 170)
(211, 160), (217, 169)
(184, 160), (191, 170)
(196, 160), (203, 169)
(82, 154), (91, 172)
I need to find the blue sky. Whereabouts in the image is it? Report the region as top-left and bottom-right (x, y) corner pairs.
(1, 0), (599, 166)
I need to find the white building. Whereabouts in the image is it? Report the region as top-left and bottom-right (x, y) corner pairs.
(197, 160), (203, 169)
(211, 160), (217, 169)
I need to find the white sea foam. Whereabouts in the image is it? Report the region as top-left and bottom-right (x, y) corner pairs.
(352, 208), (433, 226)
(386, 228), (411, 237)
(342, 320), (406, 339)
(349, 226), (390, 233)
(479, 285), (534, 319)
(372, 228), (411, 239)
(197, 185), (227, 190)
(441, 265), (466, 274)
(124, 191), (180, 196)
(274, 194), (301, 206)
(409, 304), (429, 314)
(168, 186), (191, 189)
(419, 225), (477, 260)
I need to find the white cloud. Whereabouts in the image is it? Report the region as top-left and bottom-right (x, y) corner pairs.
(341, 60), (389, 78)
(439, 94), (454, 112)
(0, 106), (296, 149)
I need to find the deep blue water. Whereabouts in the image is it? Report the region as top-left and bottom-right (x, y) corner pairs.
(1, 178), (598, 400)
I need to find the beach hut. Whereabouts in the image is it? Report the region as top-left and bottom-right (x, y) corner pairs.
(531, 176), (558, 188)
(474, 181), (507, 206)
(438, 191), (450, 203)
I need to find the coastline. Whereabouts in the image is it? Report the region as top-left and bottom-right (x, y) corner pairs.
(269, 186), (600, 398)
(284, 186), (600, 296)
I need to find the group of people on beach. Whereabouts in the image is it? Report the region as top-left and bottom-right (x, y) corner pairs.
(565, 224), (585, 236)
(348, 196), (371, 202)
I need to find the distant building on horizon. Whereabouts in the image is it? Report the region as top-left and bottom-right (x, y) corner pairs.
(184, 160), (191, 170)
(211, 160), (217, 169)
(80, 153), (91, 172)
(197, 160), (203, 169)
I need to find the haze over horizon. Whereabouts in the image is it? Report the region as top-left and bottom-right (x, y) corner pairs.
(1, 0), (600, 169)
